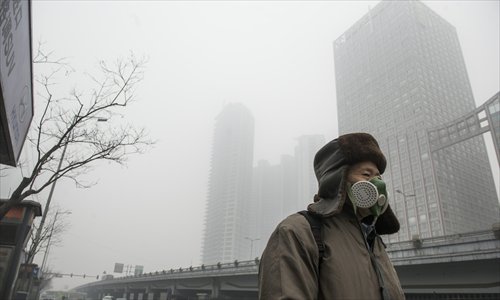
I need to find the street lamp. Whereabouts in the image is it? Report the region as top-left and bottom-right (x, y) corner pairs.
(31, 116), (108, 263)
(34, 210), (71, 300)
(396, 189), (422, 247)
(396, 189), (416, 199)
(396, 189), (416, 208)
(40, 210), (72, 272)
(244, 237), (260, 260)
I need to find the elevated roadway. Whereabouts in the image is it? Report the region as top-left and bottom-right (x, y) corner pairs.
(74, 229), (500, 300)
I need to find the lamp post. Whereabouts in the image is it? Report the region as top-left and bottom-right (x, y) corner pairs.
(40, 210), (72, 273)
(244, 237), (260, 260)
(395, 189), (416, 213)
(30, 117), (108, 263)
(396, 189), (423, 246)
(396, 189), (416, 201)
(34, 210), (71, 300)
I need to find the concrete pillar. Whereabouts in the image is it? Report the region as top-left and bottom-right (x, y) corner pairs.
(146, 291), (154, 300)
(159, 291), (168, 300)
(123, 287), (129, 300)
(171, 283), (178, 298)
(144, 286), (155, 300)
(210, 278), (220, 299)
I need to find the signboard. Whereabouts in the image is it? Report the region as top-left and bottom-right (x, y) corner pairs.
(134, 265), (143, 276)
(113, 263), (124, 273)
(0, 0), (34, 166)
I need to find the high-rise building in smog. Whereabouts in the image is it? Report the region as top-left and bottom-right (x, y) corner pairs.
(250, 160), (283, 258)
(201, 103), (255, 264)
(280, 154), (299, 217)
(334, 1), (499, 242)
(295, 135), (325, 209)
(250, 137), (324, 258)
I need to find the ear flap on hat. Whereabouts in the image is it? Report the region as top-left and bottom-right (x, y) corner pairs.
(375, 204), (400, 234)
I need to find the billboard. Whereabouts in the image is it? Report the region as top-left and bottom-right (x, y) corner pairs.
(0, 0), (34, 166)
(134, 265), (143, 276)
(113, 263), (124, 273)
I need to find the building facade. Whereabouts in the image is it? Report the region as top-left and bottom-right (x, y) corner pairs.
(334, 1), (499, 242)
(279, 154), (299, 217)
(250, 160), (282, 259)
(294, 135), (325, 210)
(250, 136), (324, 258)
(201, 103), (255, 264)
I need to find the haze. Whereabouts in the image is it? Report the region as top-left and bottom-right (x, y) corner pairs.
(1, 0), (498, 291)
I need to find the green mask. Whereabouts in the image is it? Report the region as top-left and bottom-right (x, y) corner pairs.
(347, 176), (388, 217)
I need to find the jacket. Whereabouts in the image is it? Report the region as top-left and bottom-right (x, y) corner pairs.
(258, 207), (405, 299)
(258, 134), (405, 300)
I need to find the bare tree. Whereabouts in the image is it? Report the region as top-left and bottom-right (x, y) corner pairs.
(25, 208), (70, 265)
(0, 45), (153, 220)
(36, 269), (55, 294)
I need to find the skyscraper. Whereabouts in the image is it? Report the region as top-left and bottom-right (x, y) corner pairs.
(334, 1), (499, 242)
(201, 103), (255, 264)
(250, 139), (323, 258)
(295, 135), (325, 209)
(250, 160), (282, 258)
(279, 154), (299, 217)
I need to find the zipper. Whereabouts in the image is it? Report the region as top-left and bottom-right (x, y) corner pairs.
(357, 220), (390, 300)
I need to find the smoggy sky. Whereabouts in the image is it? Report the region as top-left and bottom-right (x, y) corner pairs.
(2, 0), (498, 291)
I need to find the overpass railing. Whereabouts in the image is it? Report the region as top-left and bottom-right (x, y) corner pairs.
(386, 228), (500, 265)
(76, 259), (260, 289)
(75, 229), (500, 291)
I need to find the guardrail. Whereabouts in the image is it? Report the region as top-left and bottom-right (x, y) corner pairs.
(386, 228), (499, 250)
(75, 229), (500, 291)
(76, 259), (260, 289)
(386, 228), (500, 265)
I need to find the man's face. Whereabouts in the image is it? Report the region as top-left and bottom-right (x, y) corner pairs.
(347, 161), (380, 185)
(347, 161), (381, 218)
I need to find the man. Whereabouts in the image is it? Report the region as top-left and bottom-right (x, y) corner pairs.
(258, 133), (405, 300)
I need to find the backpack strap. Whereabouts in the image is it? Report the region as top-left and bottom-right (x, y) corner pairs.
(298, 210), (325, 262)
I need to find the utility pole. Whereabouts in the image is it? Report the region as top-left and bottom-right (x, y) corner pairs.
(244, 237), (260, 260)
(40, 210), (72, 272)
(35, 210), (71, 300)
(30, 117), (107, 263)
(396, 189), (416, 202)
(29, 140), (70, 263)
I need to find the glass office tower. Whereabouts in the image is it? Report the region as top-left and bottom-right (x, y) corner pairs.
(334, 1), (499, 241)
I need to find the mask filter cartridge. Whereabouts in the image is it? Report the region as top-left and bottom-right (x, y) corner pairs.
(350, 181), (380, 208)
(348, 176), (388, 217)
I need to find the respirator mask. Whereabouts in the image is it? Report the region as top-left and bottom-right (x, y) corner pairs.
(347, 176), (389, 219)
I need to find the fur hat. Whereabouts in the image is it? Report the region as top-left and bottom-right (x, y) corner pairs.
(309, 132), (399, 234)
(337, 133), (386, 173)
(317, 132), (387, 174)
(313, 133), (386, 189)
